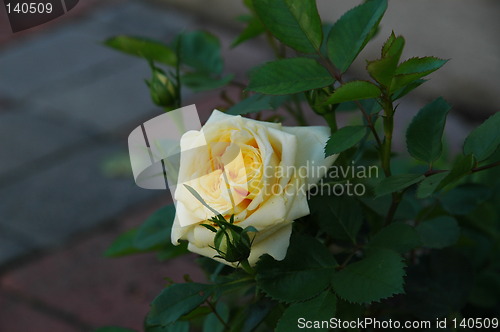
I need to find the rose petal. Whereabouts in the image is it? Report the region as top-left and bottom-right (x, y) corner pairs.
(282, 126), (337, 185)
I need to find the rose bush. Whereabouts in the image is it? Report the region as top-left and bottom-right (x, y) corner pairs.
(171, 110), (336, 265)
(102, 0), (500, 330)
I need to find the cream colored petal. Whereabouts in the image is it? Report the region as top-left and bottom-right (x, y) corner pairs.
(282, 126), (337, 185)
(247, 223), (292, 265)
(282, 176), (310, 221)
(265, 126), (298, 188)
(238, 194), (287, 229)
(206, 110), (281, 130)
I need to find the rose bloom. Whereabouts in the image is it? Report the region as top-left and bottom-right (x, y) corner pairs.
(171, 111), (336, 266)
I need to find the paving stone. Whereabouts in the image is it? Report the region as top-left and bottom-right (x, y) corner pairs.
(0, 293), (81, 332)
(0, 142), (165, 247)
(0, 230), (31, 266)
(0, 20), (118, 100)
(90, 0), (194, 40)
(30, 60), (160, 132)
(0, 109), (92, 176)
(1, 201), (205, 330)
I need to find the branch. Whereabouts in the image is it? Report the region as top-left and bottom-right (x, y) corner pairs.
(424, 160), (500, 177)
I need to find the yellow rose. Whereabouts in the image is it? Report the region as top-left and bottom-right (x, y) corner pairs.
(171, 110), (337, 266)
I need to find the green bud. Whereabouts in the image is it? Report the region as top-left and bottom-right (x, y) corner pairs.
(307, 87), (334, 115)
(203, 215), (256, 264)
(146, 69), (177, 107)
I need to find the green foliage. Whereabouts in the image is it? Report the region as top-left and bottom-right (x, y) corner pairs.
(102, 0), (500, 330)
(147, 283), (213, 327)
(174, 31), (223, 75)
(463, 112), (500, 161)
(406, 97), (451, 164)
(227, 94), (289, 115)
(331, 249), (406, 304)
(104, 36), (176, 66)
(105, 205), (188, 259)
(203, 302), (230, 332)
(253, 0), (323, 53)
(323, 81), (381, 105)
(416, 172), (448, 198)
(256, 234), (337, 302)
(375, 173), (424, 197)
(369, 222), (421, 253)
(276, 291), (337, 332)
(327, 0), (387, 72)
(232, 15), (265, 48)
(310, 195), (363, 244)
(391, 57), (447, 92)
(367, 33), (405, 87)
(416, 216), (460, 249)
(248, 58), (334, 95)
(324, 126), (367, 156)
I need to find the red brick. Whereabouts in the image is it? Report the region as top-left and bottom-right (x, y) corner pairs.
(0, 292), (80, 332)
(0, 200), (206, 331)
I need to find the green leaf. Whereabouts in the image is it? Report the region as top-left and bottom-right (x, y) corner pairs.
(440, 184), (492, 216)
(369, 222), (421, 253)
(404, 249), (473, 319)
(104, 36), (176, 66)
(104, 228), (140, 257)
(416, 172), (448, 198)
(276, 291), (337, 332)
(367, 33), (405, 86)
(229, 302), (276, 332)
(391, 79), (426, 100)
(323, 81), (381, 105)
(174, 31), (223, 74)
(226, 94), (290, 115)
(146, 321), (189, 332)
(406, 97), (451, 163)
(327, 0), (388, 72)
(256, 234), (337, 302)
(248, 58), (333, 95)
(463, 112), (500, 161)
(375, 173), (424, 197)
(147, 283), (213, 327)
(331, 248), (406, 304)
(416, 216), (460, 249)
(436, 154), (475, 191)
(93, 328), (137, 332)
(253, 0), (323, 53)
(310, 195), (363, 244)
(134, 205), (175, 251)
(203, 302), (229, 332)
(324, 126), (367, 157)
(231, 15), (266, 47)
(181, 73), (234, 92)
(391, 57), (447, 92)
(395, 56), (448, 75)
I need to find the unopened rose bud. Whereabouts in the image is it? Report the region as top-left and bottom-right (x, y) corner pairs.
(146, 69), (177, 108)
(203, 215), (256, 264)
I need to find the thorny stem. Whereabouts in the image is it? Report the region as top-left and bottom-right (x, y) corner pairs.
(385, 192), (403, 226)
(380, 91), (398, 224)
(424, 160), (500, 177)
(380, 94), (395, 177)
(319, 54), (383, 148)
(338, 244), (363, 270)
(206, 299), (230, 330)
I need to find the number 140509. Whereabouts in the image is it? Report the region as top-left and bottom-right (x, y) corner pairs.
(6, 2), (53, 14)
